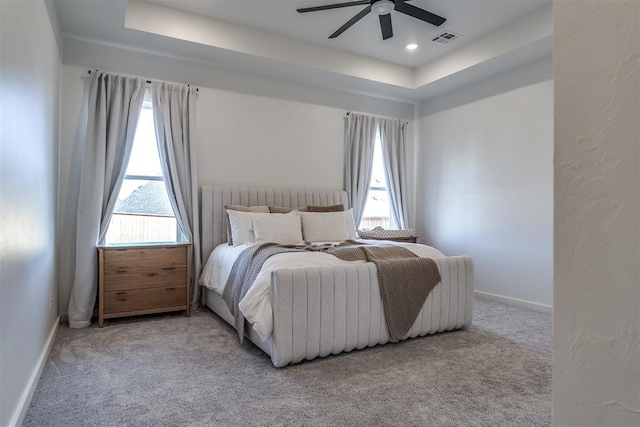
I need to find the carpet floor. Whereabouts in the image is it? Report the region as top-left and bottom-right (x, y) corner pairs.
(24, 299), (551, 426)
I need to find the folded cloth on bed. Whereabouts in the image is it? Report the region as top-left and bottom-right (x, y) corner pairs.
(223, 243), (311, 342)
(326, 241), (441, 342)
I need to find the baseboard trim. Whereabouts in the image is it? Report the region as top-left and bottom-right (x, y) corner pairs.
(9, 315), (60, 427)
(475, 291), (552, 313)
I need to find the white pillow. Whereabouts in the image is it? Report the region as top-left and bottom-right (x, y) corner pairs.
(252, 211), (304, 245)
(344, 209), (358, 240)
(300, 210), (357, 242)
(226, 210), (272, 246)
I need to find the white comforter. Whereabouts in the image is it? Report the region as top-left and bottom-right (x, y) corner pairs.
(200, 240), (445, 341)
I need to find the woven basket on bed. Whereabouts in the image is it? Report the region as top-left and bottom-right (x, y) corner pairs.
(357, 227), (416, 239)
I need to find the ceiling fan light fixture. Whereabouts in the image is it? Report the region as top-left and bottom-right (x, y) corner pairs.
(406, 43), (418, 50)
(372, 0), (395, 16)
(298, 0), (446, 40)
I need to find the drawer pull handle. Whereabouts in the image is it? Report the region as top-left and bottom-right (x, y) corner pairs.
(161, 267), (176, 271)
(116, 292), (127, 295)
(147, 273), (159, 277)
(115, 291), (127, 301)
(166, 287), (176, 291)
(116, 269), (128, 273)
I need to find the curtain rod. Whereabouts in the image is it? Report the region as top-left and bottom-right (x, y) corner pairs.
(345, 111), (409, 126)
(87, 70), (198, 92)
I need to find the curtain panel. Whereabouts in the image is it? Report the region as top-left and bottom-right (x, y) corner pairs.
(151, 82), (200, 305)
(67, 72), (145, 328)
(379, 118), (409, 229)
(344, 113), (378, 227)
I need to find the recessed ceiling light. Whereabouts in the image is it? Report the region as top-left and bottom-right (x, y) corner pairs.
(406, 43), (419, 50)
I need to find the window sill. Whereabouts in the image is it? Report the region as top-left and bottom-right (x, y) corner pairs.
(97, 241), (191, 249)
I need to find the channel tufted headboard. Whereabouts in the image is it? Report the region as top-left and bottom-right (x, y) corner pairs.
(200, 185), (349, 262)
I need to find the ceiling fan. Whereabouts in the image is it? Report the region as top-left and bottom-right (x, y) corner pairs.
(297, 0), (446, 40)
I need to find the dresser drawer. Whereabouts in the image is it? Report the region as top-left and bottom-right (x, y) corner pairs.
(104, 246), (187, 270)
(103, 286), (187, 315)
(104, 267), (186, 292)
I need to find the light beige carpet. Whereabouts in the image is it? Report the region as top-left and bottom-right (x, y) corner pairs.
(24, 299), (551, 426)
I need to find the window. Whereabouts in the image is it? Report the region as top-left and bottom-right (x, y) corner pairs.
(104, 99), (179, 244)
(360, 133), (392, 229)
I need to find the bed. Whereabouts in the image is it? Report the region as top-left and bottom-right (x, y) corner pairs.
(200, 185), (474, 367)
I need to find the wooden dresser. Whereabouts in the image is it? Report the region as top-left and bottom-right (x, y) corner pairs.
(98, 243), (191, 327)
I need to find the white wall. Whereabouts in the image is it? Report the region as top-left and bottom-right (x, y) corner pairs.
(415, 58), (553, 309)
(58, 43), (415, 316)
(196, 87), (345, 189)
(553, 0), (640, 425)
(0, 0), (61, 425)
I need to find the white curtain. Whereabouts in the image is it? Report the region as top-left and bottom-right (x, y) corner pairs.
(151, 82), (200, 305)
(345, 113), (378, 227)
(379, 118), (409, 229)
(67, 72), (145, 328)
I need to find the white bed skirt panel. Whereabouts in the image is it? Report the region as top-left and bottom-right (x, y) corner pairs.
(206, 256), (473, 367)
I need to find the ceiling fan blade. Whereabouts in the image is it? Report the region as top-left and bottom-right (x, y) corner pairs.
(329, 5), (372, 38)
(297, 1), (370, 13)
(394, 1), (446, 26)
(379, 14), (393, 40)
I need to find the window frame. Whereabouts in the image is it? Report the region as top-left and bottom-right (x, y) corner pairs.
(104, 101), (181, 245)
(360, 131), (393, 229)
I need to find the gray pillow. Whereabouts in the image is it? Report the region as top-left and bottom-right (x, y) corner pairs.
(307, 204), (345, 212)
(268, 205), (308, 213)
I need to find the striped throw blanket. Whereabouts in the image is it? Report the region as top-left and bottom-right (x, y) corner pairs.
(222, 243), (310, 343)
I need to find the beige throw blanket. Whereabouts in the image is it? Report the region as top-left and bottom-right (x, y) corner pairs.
(326, 241), (441, 342)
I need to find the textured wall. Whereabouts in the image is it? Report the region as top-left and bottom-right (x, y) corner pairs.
(0, 0), (61, 425)
(554, 0), (640, 425)
(415, 58), (554, 309)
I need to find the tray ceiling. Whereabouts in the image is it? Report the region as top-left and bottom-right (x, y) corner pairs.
(145, 0), (548, 67)
(53, 0), (553, 101)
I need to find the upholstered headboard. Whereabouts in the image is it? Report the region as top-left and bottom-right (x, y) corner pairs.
(200, 185), (349, 262)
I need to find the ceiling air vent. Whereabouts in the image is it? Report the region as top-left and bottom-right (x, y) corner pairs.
(431, 31), (461, 44)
